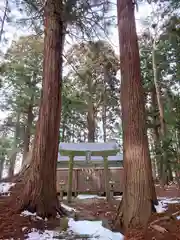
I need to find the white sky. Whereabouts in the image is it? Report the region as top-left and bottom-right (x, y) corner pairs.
(0, 2), (152, 121)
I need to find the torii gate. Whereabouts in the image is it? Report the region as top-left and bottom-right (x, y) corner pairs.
(59, 142), (120, 203)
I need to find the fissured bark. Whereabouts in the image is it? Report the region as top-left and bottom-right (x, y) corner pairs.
(117, 0), (157, 231)
(15, 0), (64, 218)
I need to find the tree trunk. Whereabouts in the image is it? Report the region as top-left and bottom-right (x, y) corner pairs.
(22, 102), (34, 162)
(0, 158), (5, 179)
(9, 112), (20, 177)
(61, 119), (66, 142)
(117, 0), (157, 231)
(151, 85), (161, 180)
(104, 155), (110, 201)
(72, 121), (75, 142)
(67, 154), (74, 203)
(176, 130), (180, 188)
(102, 105), (107, 142)
(15, 0), (65, 218)
(0, 0), (8, 43)
(152, 42), (172, 186)
(102, 68), (107, 142)
(87, 104), (95, 142)
(152, 43), (166, 136)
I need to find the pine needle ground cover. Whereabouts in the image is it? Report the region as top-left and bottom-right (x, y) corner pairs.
(0, 180), (179, 239)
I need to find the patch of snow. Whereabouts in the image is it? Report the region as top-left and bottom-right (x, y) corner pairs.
(59, 142), (119, 152)
(76, 194), (122, 200)
(114, 196), (122, 200)
(68, 218), (124, 240)
(58, 154), (123, 162)
(61, 203), (76, 212)
(155, 198), (180, 213)
(0, 182), (15, 194)
(163, 199), (180, 204)
(158, 197), (180, 201)
(21, 211), (43, 220)
(77, 194), (105, 200)
(26, 229), (58, 240)
(155, 201), (168, 213)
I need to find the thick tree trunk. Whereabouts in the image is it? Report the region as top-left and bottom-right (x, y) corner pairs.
(117, 0), (157, 231)
(15, 0), (65, 218)
(87, 104), (95, 142)
(22, 102), (34, 162)
(9, 112), (20, 177)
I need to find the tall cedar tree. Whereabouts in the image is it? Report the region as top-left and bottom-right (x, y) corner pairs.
(117, 0), (157, 230)
(11, 0), (65, 217)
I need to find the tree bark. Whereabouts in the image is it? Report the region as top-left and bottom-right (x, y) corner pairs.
(14, 0), (65, 218)
(117, 0), (157, 231)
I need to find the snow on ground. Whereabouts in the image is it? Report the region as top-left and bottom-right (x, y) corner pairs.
(59, 142), (119, 152)
(161, 199), (180, 204)
(76, 195), (180, 216)
(155, 201), (168, 213)
(76, 194), (123, 200)
(77, 194), (105, 200)
(114, 195), (122, 200)
(76, 195), (179, 215)
(26, 219), (124, 240)
(21, 210), (43, 220)
(68, 218), (124, 240)
(61, 203), (77, 212)
(26, 229), (58, 240)
(155, 198), (180, 213)
(0, 182), (15, 195)
(15, 196), (180, 239)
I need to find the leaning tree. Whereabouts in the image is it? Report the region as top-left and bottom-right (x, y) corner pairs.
(5, 0), (113, 218)
(8, 0), (65, 217)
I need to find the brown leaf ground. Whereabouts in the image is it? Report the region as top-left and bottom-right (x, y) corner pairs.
(0, 181), (179, 239)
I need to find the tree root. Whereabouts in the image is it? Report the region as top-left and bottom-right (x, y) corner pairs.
(4, 166), (70, 220)
(150, 210), (180, 226)
(113, 198), (157, 231)
(56, 205), (74, 218)
(112, 200), (123, 231)
(150, 224), (167, 233)
(149, 210), (180, 238)
(150, 223), (180, 240)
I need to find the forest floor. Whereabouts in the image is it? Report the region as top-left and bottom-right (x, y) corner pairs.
(64, 184), (180, 240)
(0, 182), (179, 239)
